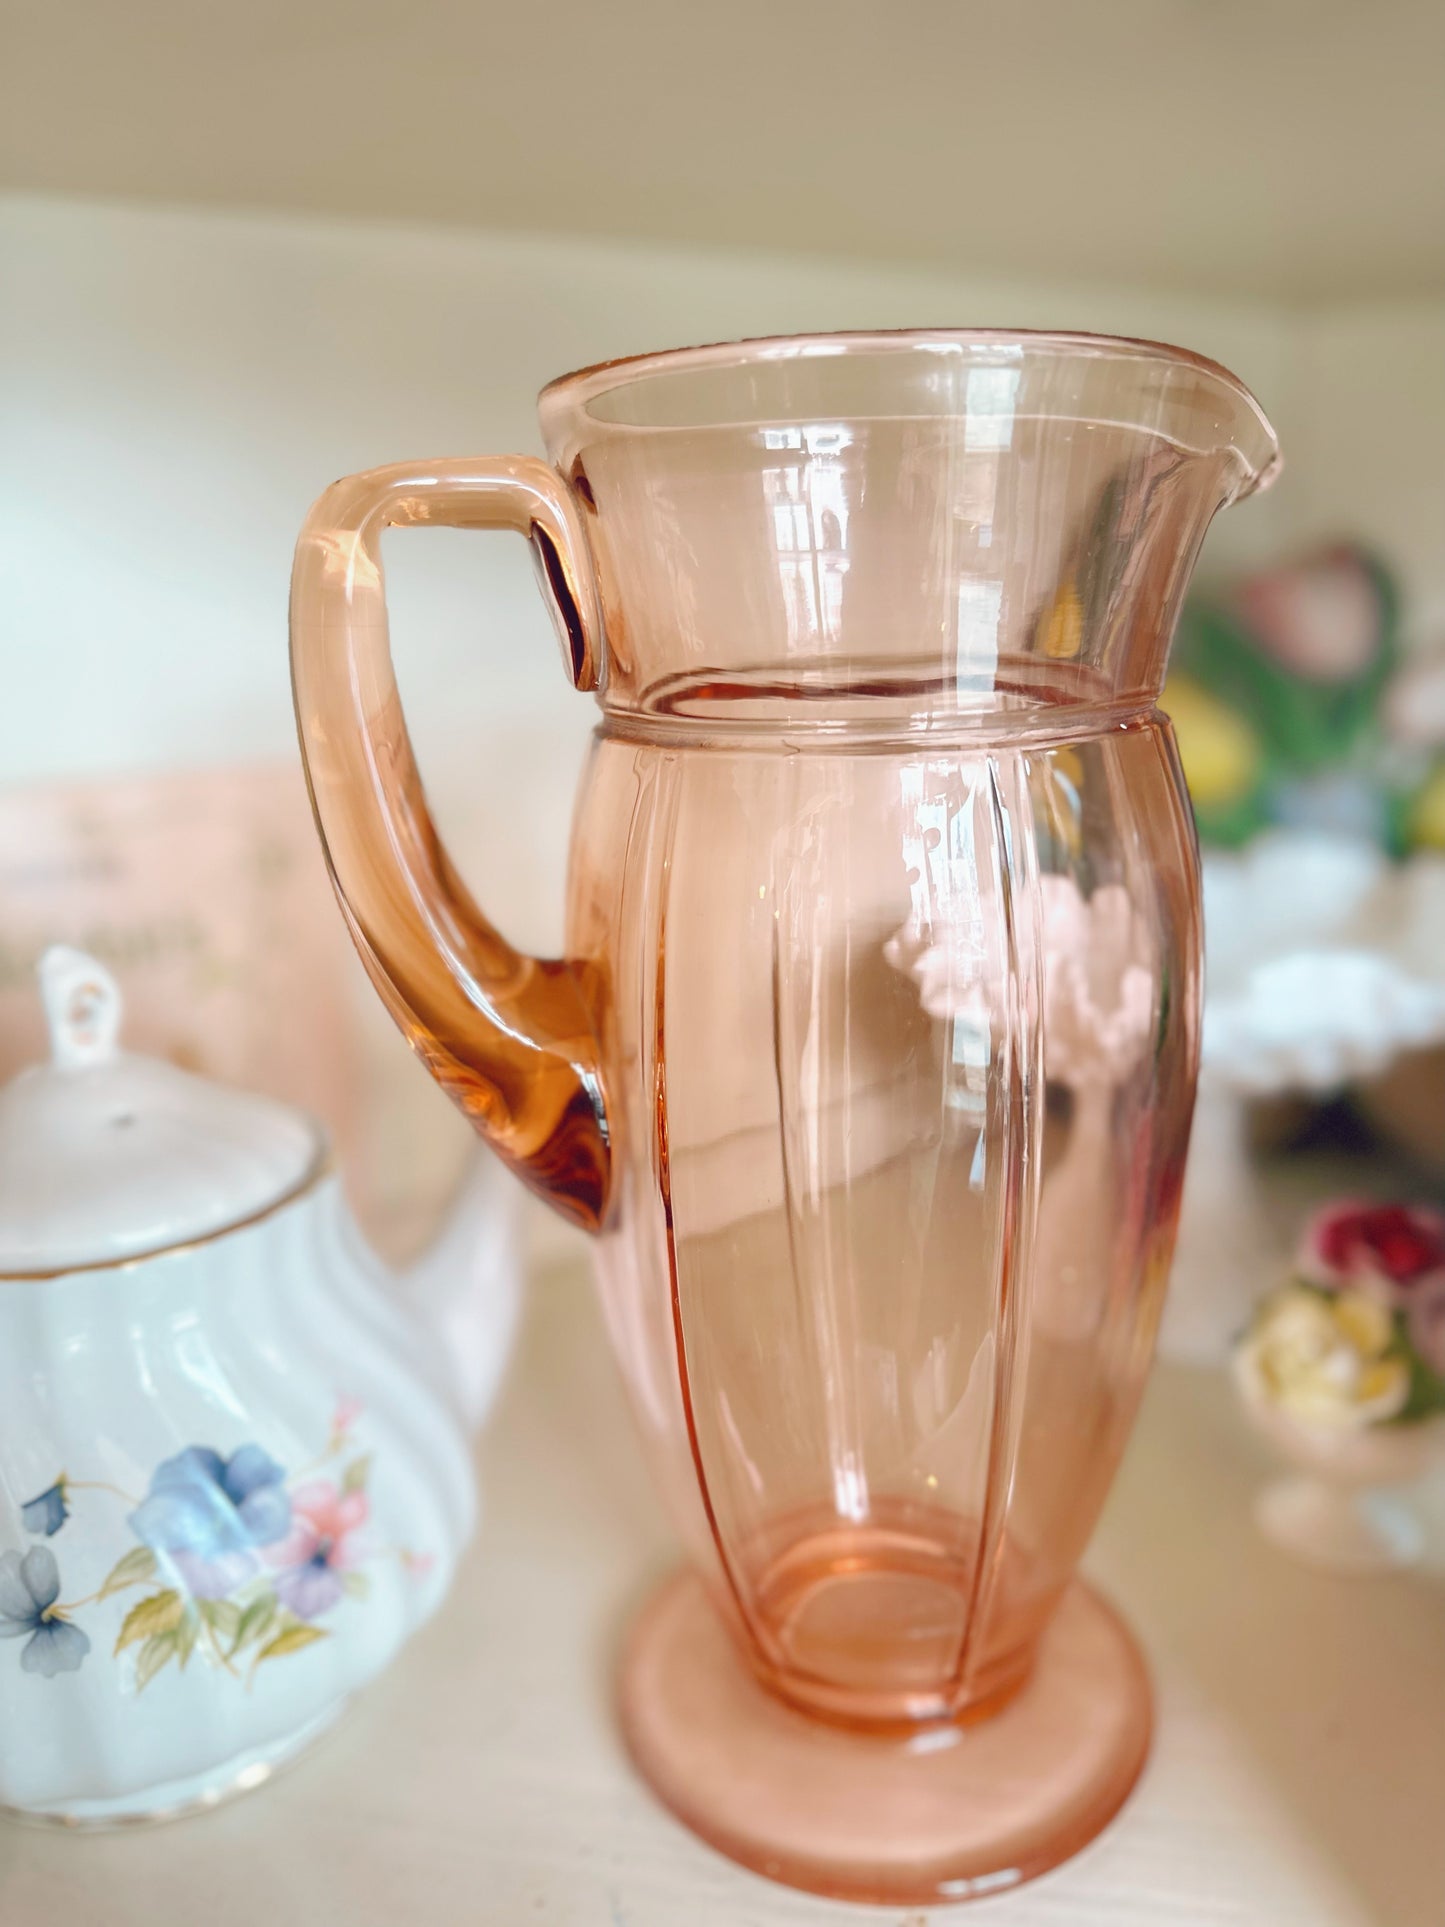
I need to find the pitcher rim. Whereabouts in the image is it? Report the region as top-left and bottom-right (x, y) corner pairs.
(537, 326), (1281, 495)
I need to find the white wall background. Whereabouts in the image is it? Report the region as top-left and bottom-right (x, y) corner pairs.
(1278, 298), (1445, 645)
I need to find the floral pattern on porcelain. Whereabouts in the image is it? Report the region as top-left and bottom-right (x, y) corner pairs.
(0, 1546), (92, 1676)
(6, 1399), (427, 1690)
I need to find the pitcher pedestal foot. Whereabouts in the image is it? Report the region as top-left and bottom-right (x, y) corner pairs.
(619, 1570), (1152, 1908)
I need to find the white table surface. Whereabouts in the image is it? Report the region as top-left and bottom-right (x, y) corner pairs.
(2, 1243), (1443, 1927)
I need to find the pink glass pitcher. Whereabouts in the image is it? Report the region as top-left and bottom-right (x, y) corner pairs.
(291, 331), (1278, 1904)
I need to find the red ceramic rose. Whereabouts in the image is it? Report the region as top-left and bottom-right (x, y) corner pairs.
(1301, 1201), (1445, 1297)
(1299, 1201), (1445, 1377)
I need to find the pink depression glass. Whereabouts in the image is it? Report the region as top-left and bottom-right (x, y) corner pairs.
(290, 331), (1279, 1905)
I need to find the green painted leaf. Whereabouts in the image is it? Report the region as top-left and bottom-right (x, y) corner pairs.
(255, 1623), (330, 1666)
(341, 1454), (372, 1496)
(231, 1594), (277, 1656)
(135, 1631), (177, 1692)
(341, 1570), (370, 1602)
(98, 1545), (158, 1601)
(175, 1609), (199, 1671)
(200, 1597), (242, 1644)
(114, 1589), (184, 1655)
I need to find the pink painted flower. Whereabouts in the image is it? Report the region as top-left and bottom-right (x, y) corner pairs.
(265, 1480), (368, 1621)
(331, 1396), (363, 1440)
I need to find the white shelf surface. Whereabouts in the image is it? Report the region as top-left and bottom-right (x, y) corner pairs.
(2, 1253), (1443, 1927)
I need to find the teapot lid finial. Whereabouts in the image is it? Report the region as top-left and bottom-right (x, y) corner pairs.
(39, 946), (122, 1070)
(0, 949), (325, 1277)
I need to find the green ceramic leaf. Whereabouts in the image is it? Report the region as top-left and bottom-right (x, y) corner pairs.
(114, 1589), (184, 1655)
(1176, 564), (1398, 780)
(98, 1546), (158, 1601)
(1191, 785), (1272, 850)
(341, 1455), (372, 1496)
(135, 1631), (177, 1692)
(1395, 1344), (1445, 1424)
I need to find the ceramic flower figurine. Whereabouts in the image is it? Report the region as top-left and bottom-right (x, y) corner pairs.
(1161, 832), (1445, 1363)
(1238, 1285), (1411, 1428)
(886, 869), (1155, 1083)
(1233, 1200), (1445, 1571)
(1299, 1201), (1445, 1375)
(1164, 544), (1400, 849)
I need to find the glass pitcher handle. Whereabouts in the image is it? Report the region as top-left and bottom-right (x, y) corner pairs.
(290, 457), (610, 1231)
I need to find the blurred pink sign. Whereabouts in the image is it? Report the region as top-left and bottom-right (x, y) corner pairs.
(0, 762), (361, 1171)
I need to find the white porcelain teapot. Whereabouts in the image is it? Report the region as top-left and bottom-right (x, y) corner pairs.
(0, 947), (519, 1825)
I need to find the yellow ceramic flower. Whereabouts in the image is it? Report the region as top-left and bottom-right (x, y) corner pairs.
(1235, 1283), (1410, 1430)
(1039, 582), (1083, 660)
(1162, 673), (1262, 809)
(1030, 748), (1085, 858)
(1407, 764), (1445, 851)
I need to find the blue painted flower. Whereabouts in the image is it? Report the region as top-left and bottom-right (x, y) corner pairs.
(129, 1445), (292, 1600)
(21, 1479), (69, 1537)
(0, 1546), (91, 1676)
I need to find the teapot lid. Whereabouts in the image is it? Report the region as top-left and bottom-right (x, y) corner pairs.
(0, 948), (325, 1277)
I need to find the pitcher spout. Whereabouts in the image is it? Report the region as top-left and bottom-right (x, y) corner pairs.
(1027, 361), (1283, 708)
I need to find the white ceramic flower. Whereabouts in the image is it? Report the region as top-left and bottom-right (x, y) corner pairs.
(885, 874), (1155, 1086)
(1036, 879), (1155, 1085)
(1200, 832), (1445, 1091)
(1233, 1284), (1410, 1431)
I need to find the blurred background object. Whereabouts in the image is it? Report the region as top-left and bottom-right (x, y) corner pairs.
(1162, 831), (1445, 1361)
(1158, 536), (1445, 1359)
(1167, 546), (1400, 849)
(1167, 543), (1445, 855)
(1232, 1199), (1445, 1572)
(0, 763), (361, 1164)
